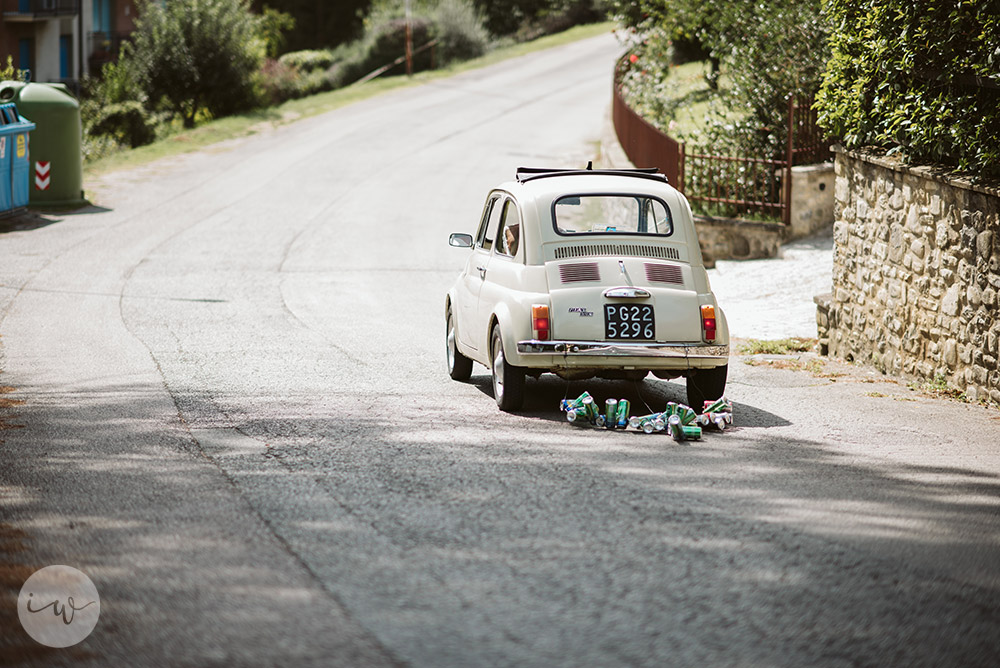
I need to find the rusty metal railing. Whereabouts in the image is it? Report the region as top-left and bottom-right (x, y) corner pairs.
(681, 150), (788, 222)
(612, 58), (683, 188)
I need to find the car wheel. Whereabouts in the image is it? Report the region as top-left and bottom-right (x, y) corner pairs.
(491, 326), (525, 412)
(446, 310), (473, 381)
(686, 364), (728, 410)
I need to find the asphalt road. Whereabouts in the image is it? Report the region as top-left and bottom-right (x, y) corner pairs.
(2, 32), (1000, 667)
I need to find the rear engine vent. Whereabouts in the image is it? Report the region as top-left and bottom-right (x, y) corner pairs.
(559, 262), (601, 283)
(554, 243), (680, 261)
(644, 263), (684, 285)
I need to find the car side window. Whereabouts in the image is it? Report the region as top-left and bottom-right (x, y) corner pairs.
(495, 200), (522, 259)
(476, 195), (504, 252)
(475, 196), (497, 248)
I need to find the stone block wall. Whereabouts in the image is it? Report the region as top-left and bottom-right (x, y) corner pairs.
(694, 215), (786, 268)
(817, 147), (1000, 403)
(790, 163), (835, 239)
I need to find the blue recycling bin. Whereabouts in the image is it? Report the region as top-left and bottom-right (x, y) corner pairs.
(0, 102), (35, 215)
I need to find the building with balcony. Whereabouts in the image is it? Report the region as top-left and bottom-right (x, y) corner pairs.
(1, 0), (136, 90)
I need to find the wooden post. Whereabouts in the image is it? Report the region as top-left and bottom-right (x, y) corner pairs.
(405, 0), (413, 76)
(678, 142), (685, 193)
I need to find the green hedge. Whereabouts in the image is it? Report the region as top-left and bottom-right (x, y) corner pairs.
(816, 0), (1000, 178)
(278, 50), (336, 73)
(89, 101), (158, 148)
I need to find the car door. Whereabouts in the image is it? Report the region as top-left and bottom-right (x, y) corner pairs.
(477, 197), (523, 343)
(456, 193), (504, 352)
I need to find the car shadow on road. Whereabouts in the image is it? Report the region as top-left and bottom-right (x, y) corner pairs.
(471, 373), (790, 428)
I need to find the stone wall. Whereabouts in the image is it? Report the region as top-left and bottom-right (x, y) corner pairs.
(790, 163), (835, 239)
(816, 147), (1000, 403)
(694, 215), (786, 267)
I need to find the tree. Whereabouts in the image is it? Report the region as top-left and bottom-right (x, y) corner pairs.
(126, 0), (265, 128)
(611, 0), (830, 158)
(259, 6), (296, 58)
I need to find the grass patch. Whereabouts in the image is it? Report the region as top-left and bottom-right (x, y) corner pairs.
(663, 62), (735, 141)
(85, 22), (614, 179)
(739, 338), (816, 355)
(742, 357), (826, 375)
(908, 374), (968, 403)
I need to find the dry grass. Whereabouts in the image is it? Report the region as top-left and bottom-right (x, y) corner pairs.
(739, 338), (817, 355)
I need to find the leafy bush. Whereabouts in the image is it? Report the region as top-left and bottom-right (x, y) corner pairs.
(354, 0), (488, 75)
(348, 6), (436, 80)
(87, 57), (143, 106)
(373, 17), (435, 70)
(126, 0), (265, 127)
(1, 55), (28, 82)
(255, 58), (301, 105)
(278, 50), (336, 73)
(430, 0), (489, 64)
(81, 133), (122, 164)
(88, 101), (158, 148)
(80, 59), (156, 160)
(815, 0), (1000, 177)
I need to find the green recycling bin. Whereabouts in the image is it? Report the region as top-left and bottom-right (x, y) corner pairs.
(0, 102), (35, 215)
(0, 81), (86, 208)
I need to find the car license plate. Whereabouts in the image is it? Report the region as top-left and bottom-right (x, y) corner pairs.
(604, 304), (655, 340)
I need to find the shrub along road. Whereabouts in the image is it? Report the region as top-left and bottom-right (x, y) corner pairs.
(1, 32), (999, 667)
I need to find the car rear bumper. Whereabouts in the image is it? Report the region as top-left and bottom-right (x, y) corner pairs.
(515, 340), (728, 365)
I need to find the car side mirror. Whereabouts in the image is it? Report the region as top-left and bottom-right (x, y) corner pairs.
(449, 233), (474, 248)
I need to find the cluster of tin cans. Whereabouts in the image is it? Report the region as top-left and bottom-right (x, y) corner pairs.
(559, 393), (733, 441)
(560, 391), (631, 429)
(630, 398), (733, 440)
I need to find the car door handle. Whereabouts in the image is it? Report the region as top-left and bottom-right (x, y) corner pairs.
(477, 265), (488, 277)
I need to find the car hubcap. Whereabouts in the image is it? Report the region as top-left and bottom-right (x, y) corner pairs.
(447, 318), (456, 372)
(492, 340), (504, 401)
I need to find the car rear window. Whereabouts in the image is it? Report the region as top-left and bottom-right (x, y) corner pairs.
(553, 194), (673, 236)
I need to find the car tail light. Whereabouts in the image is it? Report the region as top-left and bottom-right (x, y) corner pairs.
(701, 304), (716, 342)
(532, 304), (550, 341)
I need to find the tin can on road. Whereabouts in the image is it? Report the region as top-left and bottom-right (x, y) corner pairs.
(605, 399), (618, 428)
(615, 399), (630, 428)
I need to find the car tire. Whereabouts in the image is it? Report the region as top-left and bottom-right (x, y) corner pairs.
(686, 364), (728, 411)
(491, 326), (525, 412)
(447, 310), (473, 381)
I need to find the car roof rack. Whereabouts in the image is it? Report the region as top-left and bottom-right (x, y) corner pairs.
(515, 163), (668, 184)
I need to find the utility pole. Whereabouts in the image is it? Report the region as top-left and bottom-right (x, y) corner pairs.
(404, 0), (413, 76)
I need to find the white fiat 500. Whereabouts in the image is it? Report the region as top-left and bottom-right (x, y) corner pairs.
(446, 166), (729, 412)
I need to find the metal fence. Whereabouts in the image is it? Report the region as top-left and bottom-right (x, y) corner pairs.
(680, 150), (788, 222)
(611, 59), (683, 187)
(613, 58), (831, 224)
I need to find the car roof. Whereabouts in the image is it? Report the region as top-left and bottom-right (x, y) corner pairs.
(495, 167), (679, 201)
(515, 166), (667, 184)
